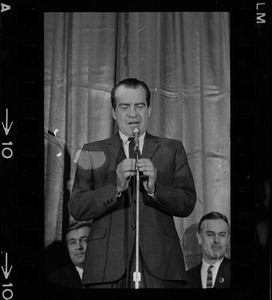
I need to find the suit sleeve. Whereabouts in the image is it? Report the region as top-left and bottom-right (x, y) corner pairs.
(147, 141), (196, 217)
(68, 144), (120, 221)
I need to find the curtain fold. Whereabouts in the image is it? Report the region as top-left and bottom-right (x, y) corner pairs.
(44, 12), (230, 269)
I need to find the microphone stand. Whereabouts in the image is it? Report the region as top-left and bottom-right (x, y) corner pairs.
(133, 147), (141, 289)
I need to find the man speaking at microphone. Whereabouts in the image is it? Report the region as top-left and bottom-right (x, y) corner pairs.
(68, 78), (196, 288)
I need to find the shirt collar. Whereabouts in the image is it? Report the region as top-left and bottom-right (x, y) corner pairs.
(119, 130), (146, 145)
(202, 257), (224, 272)
(76, 266), (83, 279)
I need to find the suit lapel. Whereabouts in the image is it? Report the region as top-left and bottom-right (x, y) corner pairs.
(214, 258), (230, 288)
(142, 132), (159, 159)
(70, 265), (82, 286)
(197, 264), (203, 288)
(106, 132), (159, 162)
(106, 133), (125, 163)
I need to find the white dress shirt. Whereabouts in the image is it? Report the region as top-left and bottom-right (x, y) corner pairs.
(201, 258), (224, 288)
(119, 130), (145, 158)
(76, 266), (83, 280)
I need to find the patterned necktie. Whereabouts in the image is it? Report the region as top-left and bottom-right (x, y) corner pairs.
(206, 265), (213, 288)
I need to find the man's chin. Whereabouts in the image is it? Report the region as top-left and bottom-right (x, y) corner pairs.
(128, 125), (141, 133)
(211, 252), (223, 260)
(75, 258), (84, 265)
(74, 254), (85, 262)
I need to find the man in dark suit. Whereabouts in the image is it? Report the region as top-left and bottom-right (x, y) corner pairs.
(47, 221), (92, 289)
(68, 78), (196, 288)
(186, 211), (230, 288)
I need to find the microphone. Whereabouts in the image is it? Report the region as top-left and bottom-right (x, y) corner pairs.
(132, 127), (147, 181)
(132, 127), (140, 152)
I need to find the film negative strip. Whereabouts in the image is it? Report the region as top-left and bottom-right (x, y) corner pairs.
(231, 4), (271, 299)
(1, 3), (42, 299)
(1, 1), (271, 299)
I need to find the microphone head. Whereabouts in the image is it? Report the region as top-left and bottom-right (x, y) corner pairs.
(132, 127), (140, 135)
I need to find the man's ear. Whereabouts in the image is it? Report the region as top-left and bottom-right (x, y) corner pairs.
(148, 105), (152, 117)
(196, 232), (202, 245)
(111, 107), (116, 121)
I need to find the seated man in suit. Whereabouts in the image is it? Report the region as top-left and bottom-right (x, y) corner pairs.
(186, 211), (230, 288)
(47, 221), (92, 288)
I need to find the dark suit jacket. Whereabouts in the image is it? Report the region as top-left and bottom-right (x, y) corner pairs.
(47, 264), (82, 289)
(69, 132), (196, 285)
(186, 257), (230, 288)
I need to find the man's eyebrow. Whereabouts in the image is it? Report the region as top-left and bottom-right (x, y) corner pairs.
(205, 230), (227, 234)
(118, 101), (146, 105)
(68, 238), (76, 242)
(69, 234), (88, 239)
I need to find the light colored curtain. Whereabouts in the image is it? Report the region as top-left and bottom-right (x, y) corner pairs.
(44, 12), (230, 269)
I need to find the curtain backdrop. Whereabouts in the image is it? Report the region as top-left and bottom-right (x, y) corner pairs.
(44, 12), (230, 270)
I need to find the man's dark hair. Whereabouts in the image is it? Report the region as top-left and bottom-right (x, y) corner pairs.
(65, 221), (92, 242)
(111, 78), (151, 109)
(198, 211), (229, 233)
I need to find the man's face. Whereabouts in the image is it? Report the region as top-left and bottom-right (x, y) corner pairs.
(66, 226), (90, 268)
(196, 219), (230, 264)
(112, 85), (152, 137)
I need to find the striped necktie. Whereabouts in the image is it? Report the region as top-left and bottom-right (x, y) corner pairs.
(206, 265), (213, 288)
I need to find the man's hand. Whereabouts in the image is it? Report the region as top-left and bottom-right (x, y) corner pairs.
(137, 158), (157, 194)
(116, 159), (136, 193)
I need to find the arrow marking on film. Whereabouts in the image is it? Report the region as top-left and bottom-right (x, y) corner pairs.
(1, 109), (13, 135)
(1, 252), (13, 280)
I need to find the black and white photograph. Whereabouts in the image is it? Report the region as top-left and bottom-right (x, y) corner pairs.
(0, 2), (270, 299)
(44, 12), (231, 289)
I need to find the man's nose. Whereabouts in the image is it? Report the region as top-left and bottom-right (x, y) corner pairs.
(75, 241), (84, 250)
(214, 235), (219, 243)
(128, 105), (137, 116)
